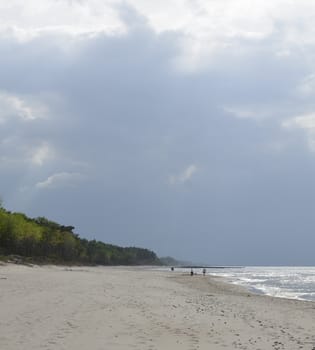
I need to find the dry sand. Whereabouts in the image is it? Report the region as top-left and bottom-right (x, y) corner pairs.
(0, 264), (315, 350)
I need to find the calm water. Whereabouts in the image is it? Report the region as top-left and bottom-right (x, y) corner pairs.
(209, 266), (315, 301)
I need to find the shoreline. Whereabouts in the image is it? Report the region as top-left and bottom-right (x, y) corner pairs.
(172, 270), (313, 304)
(1, 264), (315, 349)
(169, 266), (315, 303)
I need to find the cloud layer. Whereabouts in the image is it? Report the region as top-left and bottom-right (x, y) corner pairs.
(1, 1), (315, 264)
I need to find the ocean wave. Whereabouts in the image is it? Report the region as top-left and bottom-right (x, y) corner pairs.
(210, 266), (315, 301)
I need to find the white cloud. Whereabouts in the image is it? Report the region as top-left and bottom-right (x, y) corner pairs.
(30, 143), (55, 166)
(223, 106), (258, 120)
(0, 0), (123, 41)
(0, 92), (54, 168)
(35, 172), (84, 189)
(282, 113), (315, 130)
(2, 0), (315, 70)
(127, 0), (315, 71)
(282, 113), (315, 152)
(0, 92), (46, 123)
(222, 105), (278, 121)
(169, 164), (198, 185)
(296, 74), (315, 98)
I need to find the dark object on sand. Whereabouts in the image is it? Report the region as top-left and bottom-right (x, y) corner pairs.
(171, 267), (174, 271)
(203, 268), (206, 276)
(190, 268), (194, 276)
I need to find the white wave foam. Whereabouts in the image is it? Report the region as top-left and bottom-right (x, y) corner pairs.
(210, 266), (315, 301)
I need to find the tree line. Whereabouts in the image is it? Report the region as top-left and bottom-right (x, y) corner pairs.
(0, 206), (161, 265)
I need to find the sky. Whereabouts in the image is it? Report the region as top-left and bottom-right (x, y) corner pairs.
(1, 0), (315, 265)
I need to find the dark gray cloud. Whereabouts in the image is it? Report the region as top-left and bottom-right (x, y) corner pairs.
(1, 3), (315, 265)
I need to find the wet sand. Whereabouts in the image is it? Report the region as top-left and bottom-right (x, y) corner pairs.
(0, 264), (315, 349)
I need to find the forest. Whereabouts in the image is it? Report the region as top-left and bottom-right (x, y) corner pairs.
(0, 206), (161, 265)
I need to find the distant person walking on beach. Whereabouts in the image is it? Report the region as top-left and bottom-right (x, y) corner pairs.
(202, 268), (206, 276)
(190, 268), (194, 276)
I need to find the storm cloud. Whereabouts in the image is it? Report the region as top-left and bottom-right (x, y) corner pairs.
(1, 0), (315, 265)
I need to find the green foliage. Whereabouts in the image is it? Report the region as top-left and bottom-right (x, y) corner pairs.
(0, 206), (161, 265)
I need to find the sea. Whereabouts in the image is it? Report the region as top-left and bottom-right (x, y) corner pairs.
(208, 266), (315, 302)
(164, 266), (315, 302)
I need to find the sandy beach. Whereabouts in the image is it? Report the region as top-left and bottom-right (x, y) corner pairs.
(0, 264), (315, 350)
